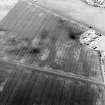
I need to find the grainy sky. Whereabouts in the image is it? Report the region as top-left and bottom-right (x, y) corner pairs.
(0, 0), (18, 21)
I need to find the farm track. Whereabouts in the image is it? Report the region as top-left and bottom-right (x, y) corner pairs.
(0, 59), (104, 87)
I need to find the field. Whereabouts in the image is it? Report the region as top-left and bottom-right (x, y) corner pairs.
(0, 0), (104, 105)
(0, 0), (18, 21)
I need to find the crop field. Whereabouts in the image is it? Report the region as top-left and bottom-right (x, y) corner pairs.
(0, 0), (104, 105)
